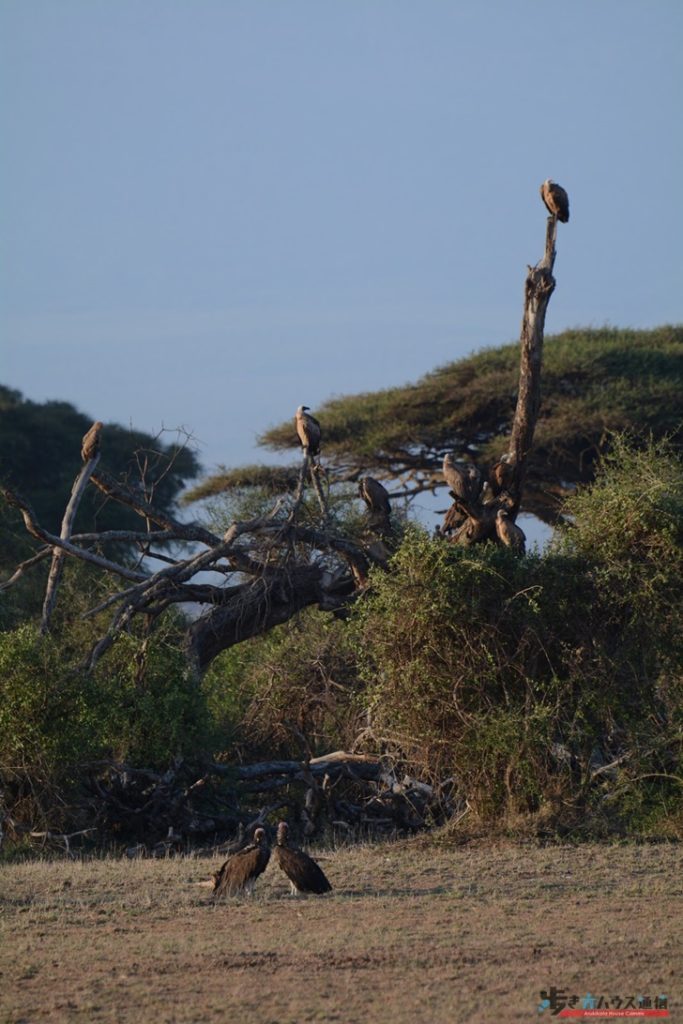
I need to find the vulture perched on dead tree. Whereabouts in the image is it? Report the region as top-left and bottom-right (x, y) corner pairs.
(358, 475), (392, 539)
(442, 454), (482, 505)
(495, 508), (526, 554)
(488, 456), (515, 497)
(539, 179), (570, 223)
(294, 405), (322, 458)
(439, 502), (467, 537)
(358, 476), (391, 519)
(212, 827), (270, 899)
(273, 821), (332, 895)
(81, 420), (103, 462)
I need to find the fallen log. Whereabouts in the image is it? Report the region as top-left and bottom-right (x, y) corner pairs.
(3, 751), (459, 854)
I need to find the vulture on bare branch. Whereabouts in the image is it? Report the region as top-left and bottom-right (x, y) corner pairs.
(81, 421), (103, 463)
(495, 508), (526, 554)
(442, 454), (481, 505)
(488, 456), (515, 497)
(273, 821), (332, 895)
(295, 405), (322, 457)
(539, 179), (570, 223)
(358, 476), (391, 519)
(439, 502), (467, 537)
(212, 827), (270, 899)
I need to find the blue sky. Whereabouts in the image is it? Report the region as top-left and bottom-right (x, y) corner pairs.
(2, 0), (682, 484)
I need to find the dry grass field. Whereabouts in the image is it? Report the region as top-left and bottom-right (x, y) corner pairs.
(1, 838), (681, 1024)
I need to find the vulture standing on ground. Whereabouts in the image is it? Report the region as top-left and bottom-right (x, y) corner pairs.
(212, 827), (270, 899)
(539, 179), (570, 223)
(442, 454), (481, 504)
(495, 508), (526, 554)
(273, 821), (332, 895)
(358, 476), (391, 519)
(81, 420), (103, 462)
(295, 405), (322, 458)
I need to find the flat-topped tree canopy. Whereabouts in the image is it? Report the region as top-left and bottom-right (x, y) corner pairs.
(212, 325), (681, 521)
(182, 464), (302, 505)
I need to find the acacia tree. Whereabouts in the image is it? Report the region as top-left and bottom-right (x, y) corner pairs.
(2, 197), (566, 674)
(198, 331), (681, 522)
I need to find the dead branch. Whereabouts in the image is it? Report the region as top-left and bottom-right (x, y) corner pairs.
(508, 215), (558, 494)
(439, 205), (561, 544)
(90, 467), (222, 547)
(41, 452), (101, 633)
(5, 752), (458, 850)
(227, 751), (382, 781)
(2, 487), (149, 583)
(0, 546), (53, 591)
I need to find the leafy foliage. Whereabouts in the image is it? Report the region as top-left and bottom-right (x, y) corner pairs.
(261, 324), (682, 464)
(349, 438), (683, 834)
(203, 611), (361, 760)
(182, 464), (301, 505)
(558, 433), (683, 656)
(0, 617), (219, 833)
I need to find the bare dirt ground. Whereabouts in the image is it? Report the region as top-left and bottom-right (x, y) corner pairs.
(1, 839), (681, 1024)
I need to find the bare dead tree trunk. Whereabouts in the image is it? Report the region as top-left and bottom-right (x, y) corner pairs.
(310, 463), (328, 520)
(40, 453), (100, 634)
(441, 211), (560, 547)
(507, 215), (558, 499)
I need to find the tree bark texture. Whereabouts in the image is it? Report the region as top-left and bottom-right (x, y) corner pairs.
(508, 216), (557, 493)
(440, 213), (559, 543)
(41, 454), (100, 634)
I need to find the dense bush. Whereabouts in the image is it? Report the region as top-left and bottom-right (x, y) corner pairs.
(350, 438), (683, 835)
(197, 440), (683, 836)
(2, 434), (680, 842)
(0, 619), (218, 832)
(203, 610), (361, 760)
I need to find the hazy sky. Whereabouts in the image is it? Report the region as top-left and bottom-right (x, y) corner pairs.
(2, 0), (682, 482)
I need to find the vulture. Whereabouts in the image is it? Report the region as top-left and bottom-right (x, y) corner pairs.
(439, 502), (467, 537)
(273, 821), (332, 895)
(442, 454), (482, 504)
(212, 827), (270, 899)
(81, 420), (103, 462)
(539, 179), (570, 223)
(295, 405), (322, 458)
(358, 476), (391, 519)
(495, 508), (526, 554)
(489, 457), (515, 497)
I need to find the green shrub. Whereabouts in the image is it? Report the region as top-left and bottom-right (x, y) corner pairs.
(203, 609), (361, 759)
(0, 624), (112, 780)
(2, 434), (680, 841)
(0, 619), (217, 834)
(350, 436), (683, 835)
(557, 433), (683, 670)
